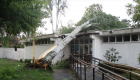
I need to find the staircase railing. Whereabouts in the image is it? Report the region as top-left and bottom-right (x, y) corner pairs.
(69, 54), (128, 80)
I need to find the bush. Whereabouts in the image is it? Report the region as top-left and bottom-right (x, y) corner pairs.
(138, 53), (140, 64)
(98, 63), (128, 74)
(20, 59), (22, 62)
(53, 60), (70, 69)
(25, 59), (32, 63)
(123, 70), (140, 80)
(104, 48), (122, 62)
(0, 68), (18, 80)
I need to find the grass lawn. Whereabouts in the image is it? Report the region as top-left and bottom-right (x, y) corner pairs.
(0, 58), (54, 80)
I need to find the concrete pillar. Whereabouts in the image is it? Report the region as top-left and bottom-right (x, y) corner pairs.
(90, 35), (96, 58)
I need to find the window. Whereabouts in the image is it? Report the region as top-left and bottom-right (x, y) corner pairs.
(75, 45), (79, 54)
(40, 40), (43, 44)
(84, 45), (88, 54)
(90, 39), (92, 43)
(28, 42), (30, 46)
(75, 40), (79, 44)
(110, 36), (115, 42)
(103, 37), (108, 42)
(80, 39), (84, 44)
(85, 39), (89, 44)
(132, 34), (138, 41)
(38, 40), (40, 44)
(45, 39), (47, 44)
(31, 43), (33, 46)
(89, 45), (92, 54)
(71, 45), (74, 54)
(124, 35), (130, 41)
(26, 42), (28, 46)
(116, 35), (122, 42)
(50, 41), (54, 44)
(48, 39), (50, 44)
(71, 40), (74, 44)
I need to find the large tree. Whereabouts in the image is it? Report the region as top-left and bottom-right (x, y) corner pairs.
(45, 0), (68, 33)
(0, 0), (48, 45)
(76, 4), (102, 26)
(76, 4), (129, 32)
(126, 0), (140, 27)
(59, 20), (75, 34)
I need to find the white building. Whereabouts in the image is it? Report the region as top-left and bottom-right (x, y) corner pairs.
(20, 28), (140, 68)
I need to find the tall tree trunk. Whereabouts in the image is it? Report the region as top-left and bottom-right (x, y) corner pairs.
(55, 0), (59, 33)
(33, 29), (35, 65)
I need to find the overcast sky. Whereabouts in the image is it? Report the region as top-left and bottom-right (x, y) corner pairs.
(37, 0), (135, 34)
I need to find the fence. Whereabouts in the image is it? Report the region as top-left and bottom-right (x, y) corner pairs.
(69, 54), (130, 80)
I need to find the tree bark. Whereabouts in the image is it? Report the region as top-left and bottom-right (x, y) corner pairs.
(33, 29), (35, 65)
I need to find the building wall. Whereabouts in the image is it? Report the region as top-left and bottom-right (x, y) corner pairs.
(0, 48), (24, 60)
(90, 35), (102, 59)
(101, 42), (140, 68)
(24, 44), (54, 59)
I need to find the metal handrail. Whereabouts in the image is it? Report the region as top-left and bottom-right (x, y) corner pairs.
(69, 55), (128, 80)
(72, 54), (140, 80)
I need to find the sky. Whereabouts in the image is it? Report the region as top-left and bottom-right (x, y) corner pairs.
(37, 0), (136, 34)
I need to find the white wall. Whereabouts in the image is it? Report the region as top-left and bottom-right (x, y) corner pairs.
(90, 35), (102, 59)
(25, 44), (54, 59)
(0, 48), (24, 61)
(101, 42), (140, 68)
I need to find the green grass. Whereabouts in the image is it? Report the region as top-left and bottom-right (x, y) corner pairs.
(0, 58), (54, 80)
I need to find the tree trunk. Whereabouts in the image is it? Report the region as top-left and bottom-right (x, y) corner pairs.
(55, 0), (59, 33)
(33, 29), (35, 65)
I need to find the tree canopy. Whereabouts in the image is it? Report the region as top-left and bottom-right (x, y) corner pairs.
(0, 0), (48, 36)
(0, 0), (48, 46)
(126, 0), (140, 27)
(76, 4), (129, 32)
(59, 20), (75, 34)
(45, 0), (68, 33)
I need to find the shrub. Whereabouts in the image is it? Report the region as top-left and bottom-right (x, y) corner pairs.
(20, 59), (22, 62)
(123, 70), (140, 80)
(138, 53), (140, 64)
(53, 60), (70, 69)
(0, 68), (18, 80)
(25, 59), (32, 63)
(104, 48), (122, 62)
(98, 63), (128, 74)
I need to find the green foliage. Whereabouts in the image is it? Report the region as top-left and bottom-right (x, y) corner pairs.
(76, 4), (102, 26)
(0, 0), (48, 45)
(20, 59), (22, 62)
(104, 48), (122, 62)
(76, 4), (129, 32)
(59, 21), (75, 34)
(126, 0), (140, 27)
(0, 68), (18, 80)
(0, 36), (10, 47)
(25, 59), (32, 63)
(138, 53), (140, 64)
(53, 60), (70, 69)
(20, 35), (26, 40)
(123, 70), (140, 80)
(98, 63), (140, 79)
(98, 63), (128, 74)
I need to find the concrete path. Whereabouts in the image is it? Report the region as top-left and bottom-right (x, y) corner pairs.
(53, 69), (77, 80)
(75, 67), (109, 80)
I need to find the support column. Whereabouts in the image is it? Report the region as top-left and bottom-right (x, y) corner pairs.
(90, 35), (96, 65)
